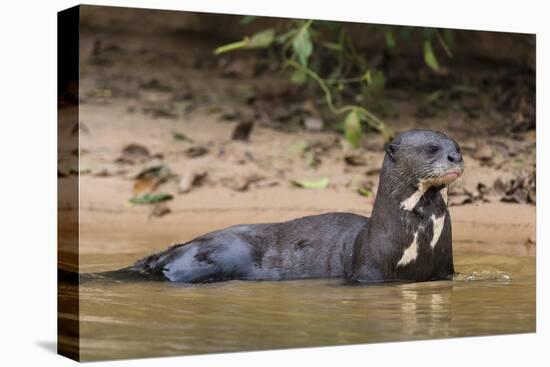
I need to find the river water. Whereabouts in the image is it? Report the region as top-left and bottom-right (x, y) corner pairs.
(61, 240), (535, 361)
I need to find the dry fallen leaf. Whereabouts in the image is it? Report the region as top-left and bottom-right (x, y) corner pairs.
(220, 174), (264, 191)
(93, 166), (128, 177)
(344, 153), (367, 166)
(473, 142), (493, 161)
(185, 146), (209, 158)
(178, 170), (208, 194)
(365, 167), (381, 176)
(231, 121), (254, 141)
(116, 143), (151, 164)
(149, 202), (171, 218)
(133, 176), (157, 197)
(132, 165), (172, 196)
(254, 179), (279, 189)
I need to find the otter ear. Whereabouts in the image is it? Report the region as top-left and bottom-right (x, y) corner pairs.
(385, 143), (399, 162)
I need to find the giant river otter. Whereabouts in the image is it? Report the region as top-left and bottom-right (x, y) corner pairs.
(84, 129), (464, 284)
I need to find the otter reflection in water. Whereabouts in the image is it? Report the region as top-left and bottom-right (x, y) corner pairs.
(83, 129), (464, 284)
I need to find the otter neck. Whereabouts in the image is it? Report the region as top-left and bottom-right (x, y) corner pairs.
(374, 157), (446, 214)
(349, 157), (448, 281)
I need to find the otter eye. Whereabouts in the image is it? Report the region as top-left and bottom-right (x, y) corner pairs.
(428, 144), (440, 154)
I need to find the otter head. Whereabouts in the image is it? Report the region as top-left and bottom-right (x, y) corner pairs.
(384, 129), (464, 197)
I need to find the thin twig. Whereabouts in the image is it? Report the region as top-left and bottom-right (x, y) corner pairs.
(436, 31), (453, 58)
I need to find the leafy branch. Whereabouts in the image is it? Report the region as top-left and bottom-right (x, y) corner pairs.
(213, 20), (453, 146)
(285, 59), (392, 142)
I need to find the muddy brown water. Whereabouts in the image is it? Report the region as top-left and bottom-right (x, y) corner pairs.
(61, 227), (535, 362)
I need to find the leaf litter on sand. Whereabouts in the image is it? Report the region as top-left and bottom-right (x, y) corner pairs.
(288, 138), (339, 169)
(449, 169), (535, 206)
(493, 170), (535, 204)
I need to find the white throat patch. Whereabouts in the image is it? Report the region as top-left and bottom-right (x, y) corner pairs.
(400, 181), (429, 211)
(430, 214), (446, 249)
(397, 232), (418, 267)
(441, 187), (449, 204)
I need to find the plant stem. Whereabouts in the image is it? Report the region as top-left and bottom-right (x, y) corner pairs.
(286, 59), (392, 139)
(214, 38), (249, 55)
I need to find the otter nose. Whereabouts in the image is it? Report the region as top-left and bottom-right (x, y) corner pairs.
(447, 151), (462, 163)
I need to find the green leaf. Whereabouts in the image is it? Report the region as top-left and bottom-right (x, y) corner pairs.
(385, 30), (395, 49)
(321, 41), (343, 52)
(214, 29), (275, 55)
(248, 29), (275, 48)
(344, 110), (362, 148)
(129, 192), (174, 205)
(291, 177), (330, 189)
(427, 90), (444, 103)
(135, 165), (171, 180)
(290, 69), (307, 84)
(275, 29), (298, 44)
(334, 120), (346, 133)
(293, 27), (313, 66)
(240, 15), (257, 25)
(368, 70), (386, 95)
(423, 40), (440, 71)
(363, 70), (372, 84)
(214, 39), (249, 55)
(288, 141), (308, 154)
(358, 186), (373, 197)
